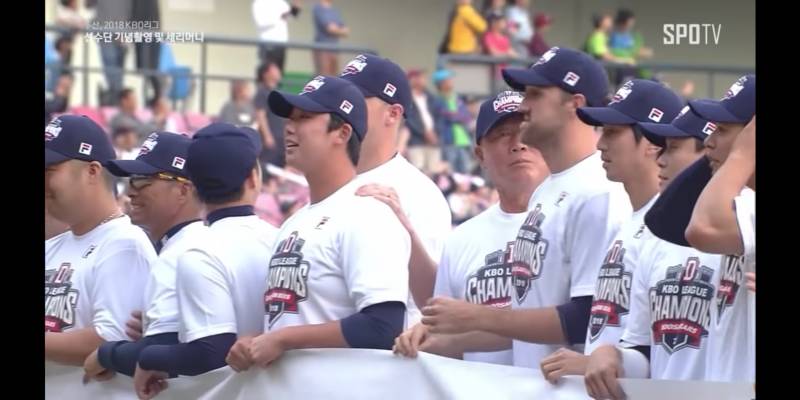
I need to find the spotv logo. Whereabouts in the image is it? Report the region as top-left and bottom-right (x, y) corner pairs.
(663, 24), (721, 45)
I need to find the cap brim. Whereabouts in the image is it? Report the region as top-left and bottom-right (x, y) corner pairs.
(501, 68), (553, 91)
(576, 107), (637, 126)
(45, 148), (71, 167)
(688, 99), (744, 123)
(104, 159), (162, 177)
(268, 91), (330, 118)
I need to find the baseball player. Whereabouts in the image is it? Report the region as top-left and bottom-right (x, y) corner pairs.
(393, 91), (549, 365)
(408, 47), (633, 370)
(45, 116), (154, 376)
(224, 76), (411, 372)
(583, 106), (726, 399)
(339, 54), (452, 327)
(132, 124), (278, 400)
(81, 132), (205, 381)
(538, 79), (683, 383)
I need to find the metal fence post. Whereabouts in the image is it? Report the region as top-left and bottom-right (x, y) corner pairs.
(200, 41), (207, 114)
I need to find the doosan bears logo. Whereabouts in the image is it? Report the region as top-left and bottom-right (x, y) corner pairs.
(589, 241), (633, 342)
(465, 242), (515, 308)
(608, 81), (634, 105)
(492, 91), (523, 113)
(44, 263), (79, 332)
(265, 232), (311, 327)
(45, 119), (63, 142)
(139, 133), (159, 156)
(340, 55), (368, 76)
(511, 204), (549, 303)
(301, 77), (326, 95)
(715, 254), (746, 322)
(650, 257), (715, 353)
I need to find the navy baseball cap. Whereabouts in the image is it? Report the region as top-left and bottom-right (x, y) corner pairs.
(577, 79), (684, 126)
(476, 91), (525, 143)
(638, 105), (717, 147)
(186, 123), (261, 199)
(105, 132), (192, 178)
(340, 54), (412, 115)
(45, 115), (116, 167)
(689, 74), (755, 124)
(268, 75), (368, 140)
(501, 47), (610, 106)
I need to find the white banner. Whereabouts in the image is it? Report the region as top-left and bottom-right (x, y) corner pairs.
(46, 349), (755, 400)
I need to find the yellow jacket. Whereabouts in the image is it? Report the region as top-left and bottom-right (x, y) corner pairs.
(447, 4), (487, 54)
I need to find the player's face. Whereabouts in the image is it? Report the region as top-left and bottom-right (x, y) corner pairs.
(284, 108), (334, 173)
(477, 114), (548, 188)
(127, 175), (185, 233)
(597, 124), (647, 183)
(365, 97), (388, 141)
(45, 160), (89, 224)
(519, 86), (573, 147)
(704, 122), (744, 174)
(656, 137), (704, 190)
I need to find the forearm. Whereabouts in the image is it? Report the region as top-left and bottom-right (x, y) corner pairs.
(275, 321), (348, 350)
(45, 328), (105, 366)
(451, 330), (512, 353)
(408, 229), (439, 307)
(137, 333), (236, 377)
(97, 333), (178, 377)
(477, 306), (566, 345)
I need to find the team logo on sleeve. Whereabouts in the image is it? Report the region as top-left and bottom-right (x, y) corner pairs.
(589, 241), (633, 342)
(265, 232), (311, 327)
(649, 257), (715, 353)
(511, 204), (549, 303)
(340, 55), (368, 76)
(715, 254), (745, 322)
(465, 242), (515, 307)
(45, 119), (63, 141)
(44, 263), (79, 333)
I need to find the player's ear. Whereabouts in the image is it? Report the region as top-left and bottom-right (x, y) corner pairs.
(387, 104), (403, 126)
(337, 123), (353, 145)
(473, 144), (485, 164)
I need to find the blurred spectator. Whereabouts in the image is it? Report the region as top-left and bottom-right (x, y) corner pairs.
(528, 13), (553, 57)
(109, 88), (158, 142)
(252, 0), (302, 72)
(54, 36), (74, 70)
(442, 0), (487, 54)
(405, 69), (442, 173)
(584, 13), (635, 64)
(483, 13), (517, 58)
(88, 0), (132, 106)
(112, 127), (140, 160)
(54, 0), (86, 66)
(506, 0), (533, 57)
(218, 80), (257, 126)
(150, 97), (179, 132)
(481, 0), (506, 20)
(45, 74), (73, 126)
(433, 69), (474, 175)
(313, 0), (349, 76)
(609, 9), (653, 61)
(253, 62), (286, 167)
(254, 171), (285, 227)
(132, 0), (163, 107)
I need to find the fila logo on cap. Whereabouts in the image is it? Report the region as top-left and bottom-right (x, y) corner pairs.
(172, 156), (186, 170)
(563, 72), (580, 87)
(702, 122), (717, 135)
(301, 76), (326, 94)
(340, 100), (353, 114)
(78, 142), (93, 155)
(648, 108), (664, 122)
(340, 55), (368, 76)
(383, 83), (397, 97)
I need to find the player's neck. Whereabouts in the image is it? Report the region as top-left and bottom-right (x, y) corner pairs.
(306, 158), (356, 204)
(496, 184), (535, 214)
(623, 172), (660, 211)
(70, 195), (120, 236)
(149, 205), (204, 242)
(539, 123), (597, 174)
(356, 128), (397, 174)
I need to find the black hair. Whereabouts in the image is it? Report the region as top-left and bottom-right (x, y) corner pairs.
(119, 88), (134, 102)
(614, 8), (635, 27)
(256, 62), (279, 83)
(327, 113), (361, 166)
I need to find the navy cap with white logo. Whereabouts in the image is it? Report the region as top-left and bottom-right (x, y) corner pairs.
(105, 132), (192, 178)
(637, 105), (716, 147)
(45, 115), (116, 167)
(340, 53), (412, 116)
(268, 75), (368, 140)
(501, 47), (610, 106)
(577, 79), (684, 126)
(476, 91), (525, 143)
(186, 123), (261, 199)
(689, 74), (755, 124)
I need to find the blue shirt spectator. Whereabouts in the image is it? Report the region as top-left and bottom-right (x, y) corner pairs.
(314, 1), (345, 43)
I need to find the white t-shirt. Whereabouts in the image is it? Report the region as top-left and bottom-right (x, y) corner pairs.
(511, 151), (632, 369)
(45, 215), (155, 375)
(413, 92), (435, 133)
(252, 0), (290, 42)
(621, 240), (721, 380)
(584, 194), (659, 355)
(434, 204), (526, 365)
(705, 188), (755, 382)
(176, 215), (278, 343)
(265, 180), (410, 331)
(355, 154), (452, 327)
(142, 221), (207, 336)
